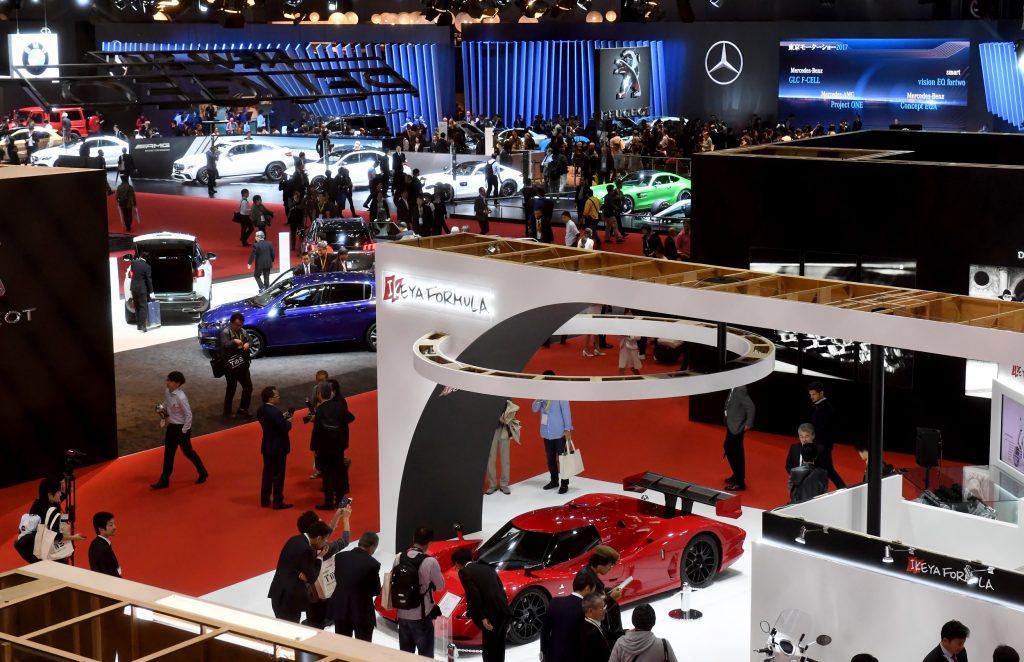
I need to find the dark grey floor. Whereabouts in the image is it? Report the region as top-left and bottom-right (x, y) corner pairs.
(115, 338), (378, 456)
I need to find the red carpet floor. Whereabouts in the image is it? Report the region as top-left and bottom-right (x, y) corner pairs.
(108, 193), (645, 295)
(0, 338), (920, 597)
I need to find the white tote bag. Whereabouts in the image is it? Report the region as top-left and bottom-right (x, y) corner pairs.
(558, 439), (584, 480)
(313, 555), (337, 601)
(33, 508), (74, 561)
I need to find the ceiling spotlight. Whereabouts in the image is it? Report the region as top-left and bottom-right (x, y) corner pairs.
(638, 0), (664, 21)
(795, 526), (807, 545)
(1016, 40), (1024, 74)
(327, 0), (337, 9)
(576, 0), (591, 8)
(198, 1), (207, 10)
(709, 0), (721, 6)
(882, 545), (893, 564)
(516, 0), (548, 18)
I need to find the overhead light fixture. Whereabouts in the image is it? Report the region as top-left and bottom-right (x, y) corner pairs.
(1016, 40), (1024, 74)
(516, 0), (547, 18)
(795, 526), (807, 545)
(882, 545), (893, 564)
(709, 0), (721, 5)
(576, 0), (591, 8)
(327, 0), (336, 9)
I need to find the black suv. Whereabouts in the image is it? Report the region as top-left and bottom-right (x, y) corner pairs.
(324, 114), (392, 137)
(303, 218), (378, 272)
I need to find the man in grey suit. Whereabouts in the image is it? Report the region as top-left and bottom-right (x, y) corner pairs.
(129, 254), (154, 332)
(723, 385), (755, 491)
(248, 231), (275, 292)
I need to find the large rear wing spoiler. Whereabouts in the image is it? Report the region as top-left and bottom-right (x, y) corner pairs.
(623, 471), (742, 519)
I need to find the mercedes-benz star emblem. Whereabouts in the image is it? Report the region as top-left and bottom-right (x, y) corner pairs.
(705, 40), (743, 86)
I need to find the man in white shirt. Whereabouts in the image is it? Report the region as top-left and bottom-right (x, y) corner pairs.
(563, 211), (580, 247)
(151, 371), (208, 489)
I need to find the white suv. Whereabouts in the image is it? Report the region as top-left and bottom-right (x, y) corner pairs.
(171, 139), (293, 186)
(122, 232), (216, 324)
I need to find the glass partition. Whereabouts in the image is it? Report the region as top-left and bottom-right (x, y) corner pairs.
(0, 587), (118, 638)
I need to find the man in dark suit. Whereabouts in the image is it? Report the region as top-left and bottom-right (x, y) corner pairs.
(540, 573), (597, 662)
(117, 147), (136, 183)
(129, 253), (154, 332)
(88, 511), (121, 578)
(922, 619), (969, 662)
(248, 231), (275, 292)
(292, 253), (313, 276)
(578, 593), (611, 662)
(268, 520), (331, 623)
(391, 146), (406, 195)
(452, 548), (512, 662)
(474, 187), (491, 234)
(311, 241), (338, 273)
(328, 531), (381, 641)
(257, 386), (293, 510)
(723, 385), (755, 491)
(395, 189), (412, 229)
(786, 423), (816, 474)
(808, 381), (847, 489)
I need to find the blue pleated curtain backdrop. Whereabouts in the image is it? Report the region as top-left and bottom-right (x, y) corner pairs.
(101, 41), (442, 134)
(461, 40), (666, 122)
(979, 42), (1024, 131)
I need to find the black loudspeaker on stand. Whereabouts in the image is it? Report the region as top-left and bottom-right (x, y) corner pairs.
(916, 427), (943, 489)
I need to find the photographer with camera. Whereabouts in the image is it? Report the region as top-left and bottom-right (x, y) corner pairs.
(257, 385), (293, 510)
(151, 371), (208, 490)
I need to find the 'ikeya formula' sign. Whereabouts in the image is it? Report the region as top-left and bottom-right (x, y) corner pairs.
(381, 271), (493, 318)
(905, 556), (995, 592)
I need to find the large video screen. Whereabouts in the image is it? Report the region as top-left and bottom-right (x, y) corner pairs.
(1001, 395), (1024, 471)
(778, 38), (970, 130)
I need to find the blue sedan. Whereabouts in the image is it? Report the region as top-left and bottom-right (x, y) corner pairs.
(198, 272), (376, 358)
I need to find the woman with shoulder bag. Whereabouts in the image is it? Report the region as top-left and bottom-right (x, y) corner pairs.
(30, 477), (85, 562)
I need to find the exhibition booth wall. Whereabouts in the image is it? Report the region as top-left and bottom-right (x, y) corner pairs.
(462, 20), (1024, 129)
(689, 131), (1024, 463)
(375, 234), (1024, 551)
(0, 167), (117, 488)
(751, 538), (1024, 661)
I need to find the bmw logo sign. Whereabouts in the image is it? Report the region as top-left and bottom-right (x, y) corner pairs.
(22, 41), (49, 77)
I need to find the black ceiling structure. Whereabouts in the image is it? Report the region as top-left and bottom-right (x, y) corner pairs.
(10, 47), (419, 109)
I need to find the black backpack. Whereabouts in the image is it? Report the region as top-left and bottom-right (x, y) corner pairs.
(390, 550), (430, 611)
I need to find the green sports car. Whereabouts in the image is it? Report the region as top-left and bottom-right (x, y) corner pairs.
(591, 169), (692, 214)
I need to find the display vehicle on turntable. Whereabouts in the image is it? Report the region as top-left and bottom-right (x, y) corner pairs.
(419, 160), (524, 201)
(123, 232), (216, 324)
(286, 149), (387, 192)
(375, 472), (744, 646)
(590, 170), (691, 214)
(623, 196), (691, 231)
(31, 135), (129, 168)
(1, 126), (63, 162)
(171, 139), (293, 186)
(198, 272), (376, 358)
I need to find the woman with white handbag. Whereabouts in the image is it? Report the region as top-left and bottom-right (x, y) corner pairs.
(29, 477), (85, 562)
(532, 370), (580, 495)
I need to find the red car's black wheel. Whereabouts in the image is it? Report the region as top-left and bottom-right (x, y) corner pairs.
(507, 587), (548, 644)
(681, 533), (719, 589)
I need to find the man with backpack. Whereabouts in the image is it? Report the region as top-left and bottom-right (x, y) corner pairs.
(484, 155), (500, 197)
(391, 526), (445, 657)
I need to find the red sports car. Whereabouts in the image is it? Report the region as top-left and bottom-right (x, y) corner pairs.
(376, 472), (745, 646)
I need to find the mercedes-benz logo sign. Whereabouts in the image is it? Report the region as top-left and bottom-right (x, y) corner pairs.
(21, 42), (49, 77)
(705, 41), (743, 86)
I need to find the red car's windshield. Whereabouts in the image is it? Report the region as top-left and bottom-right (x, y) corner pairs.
(475, 522), (600, 571)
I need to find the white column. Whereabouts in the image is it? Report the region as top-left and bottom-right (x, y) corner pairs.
(277, 231), (291, 276)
